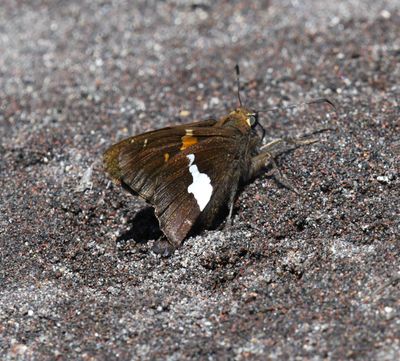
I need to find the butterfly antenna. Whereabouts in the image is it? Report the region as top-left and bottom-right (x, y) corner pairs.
(258, 98), (337, 116)
(235, 64), (243, 107)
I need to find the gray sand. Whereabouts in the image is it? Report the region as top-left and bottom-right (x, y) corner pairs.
(1, 1), (399, 360)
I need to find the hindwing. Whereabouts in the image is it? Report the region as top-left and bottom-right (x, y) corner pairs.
(151, 137), (242, 245)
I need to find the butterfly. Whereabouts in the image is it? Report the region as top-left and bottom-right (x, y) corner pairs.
(103, 66), (335, 256)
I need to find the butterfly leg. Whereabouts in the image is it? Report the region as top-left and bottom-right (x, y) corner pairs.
(258, 125), (333, 154)
(249, 151), (296, 192)
(260, 136), (318, 152)
(225, 183), (239, 227)
(250, 135), (320, 193)
(267, 157), (300, 194)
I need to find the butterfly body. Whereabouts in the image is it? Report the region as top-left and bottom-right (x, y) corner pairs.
(104, 107), (263, 251)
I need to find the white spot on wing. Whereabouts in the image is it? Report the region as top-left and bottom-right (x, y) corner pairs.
(187, 154), (195, 165)
(186, 154), (213, 211)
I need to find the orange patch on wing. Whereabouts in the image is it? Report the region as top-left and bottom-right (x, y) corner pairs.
(164, 153), (170, 162)
(180, 135), (198, 150)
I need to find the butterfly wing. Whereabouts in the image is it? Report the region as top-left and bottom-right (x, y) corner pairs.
(103, 121), (245, 246)
(150, 137), (243, 246)
(103, 119), (218, 199)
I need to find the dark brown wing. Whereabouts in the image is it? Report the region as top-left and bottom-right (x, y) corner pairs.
(103, 119), (217, 194)
(103, 119), (245, 246)
(104, 119), (238, 201)
(151, 137), (242, 246)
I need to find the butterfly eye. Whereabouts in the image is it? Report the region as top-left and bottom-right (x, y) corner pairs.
(248, 114), (257, 127)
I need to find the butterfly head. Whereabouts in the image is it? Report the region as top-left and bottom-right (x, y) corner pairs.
(223, 107), (264, 141)
(227, 107), (258, 127)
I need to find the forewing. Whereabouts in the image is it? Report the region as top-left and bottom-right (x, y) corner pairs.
(104, 119), (218, 198)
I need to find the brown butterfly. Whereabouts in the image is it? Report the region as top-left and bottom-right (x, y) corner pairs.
(103, 66), (335, 256)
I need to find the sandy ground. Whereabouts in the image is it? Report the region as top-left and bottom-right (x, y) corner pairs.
(0, 1), (399, 360)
